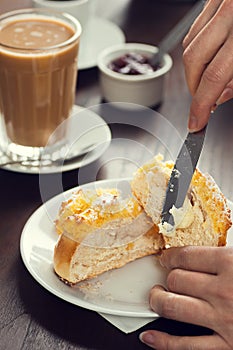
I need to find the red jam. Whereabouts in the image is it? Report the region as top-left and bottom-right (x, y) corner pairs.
(108, 52), (159, 75)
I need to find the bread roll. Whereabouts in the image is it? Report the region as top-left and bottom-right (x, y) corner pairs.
(54, 155), (232, 285)
(54, 188), (163, 284)
(131, 154), (232, 248)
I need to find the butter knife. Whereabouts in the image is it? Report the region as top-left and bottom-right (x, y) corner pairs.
(161, 126), (207, 226)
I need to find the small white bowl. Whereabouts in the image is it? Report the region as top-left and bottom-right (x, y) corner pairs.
(97, 43), (173, 107)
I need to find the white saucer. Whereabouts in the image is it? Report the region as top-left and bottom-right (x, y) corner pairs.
(78, 17), (125, 70)
(20, 178), (164, 317)
(0, 105), (111, 174)
(20, 178), (233, 317)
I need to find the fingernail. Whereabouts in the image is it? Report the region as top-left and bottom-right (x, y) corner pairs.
(139, 332), (155, 346)
(188, 115), (198, 132)
(159, 254), (165, 268)
(216, 87), (233, 105)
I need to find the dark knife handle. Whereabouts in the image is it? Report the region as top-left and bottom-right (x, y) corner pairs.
(150, 0), (205, 66)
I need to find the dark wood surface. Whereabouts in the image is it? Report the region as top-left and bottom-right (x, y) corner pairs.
(1, 1), (233, 349)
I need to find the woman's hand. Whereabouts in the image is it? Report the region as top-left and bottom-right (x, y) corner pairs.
(182, 0), (233, 132)
(140, 246), (233, 349)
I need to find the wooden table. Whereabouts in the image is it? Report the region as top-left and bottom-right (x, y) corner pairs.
(1, 1), (233, 349)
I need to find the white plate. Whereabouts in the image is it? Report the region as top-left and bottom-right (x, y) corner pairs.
(20, 178), (233, 317)
(78, 17), (125, 70)
(0, 105), (111, 174)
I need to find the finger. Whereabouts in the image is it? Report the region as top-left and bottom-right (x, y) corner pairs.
(183, 7), (232, 96)
(139, 330), (230, 350)
(149, 285), (213, 328)
(160, 246), (223, 274)
(188, 38), (233, 131)
(183, 0), (222, 49)
(166, 268), (216, 300)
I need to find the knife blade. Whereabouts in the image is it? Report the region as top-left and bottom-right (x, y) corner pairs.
(161, 126), (207, 227)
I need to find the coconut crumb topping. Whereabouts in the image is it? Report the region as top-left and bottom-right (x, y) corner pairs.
(55, 188), (144, 235)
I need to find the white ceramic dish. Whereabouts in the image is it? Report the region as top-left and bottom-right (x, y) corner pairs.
(0, 105), (111, 174)
(20, 178), (233, 317)
(97, 43), (173, 107)
(20, 178), (164, 317)
(78, 17), (125, 70)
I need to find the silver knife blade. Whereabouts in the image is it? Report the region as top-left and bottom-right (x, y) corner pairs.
(161, 126), (207, 226)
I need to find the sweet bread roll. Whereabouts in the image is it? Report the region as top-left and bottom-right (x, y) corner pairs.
(54, 188), (163, 284)
(54, 155), (232, 285)
(131, 154), (232, 248)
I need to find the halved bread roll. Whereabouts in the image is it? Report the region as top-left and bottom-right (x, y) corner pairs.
(54, 155), (232, 285)
(131, 154), (232, 248)
(54, 188), (163, 284)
